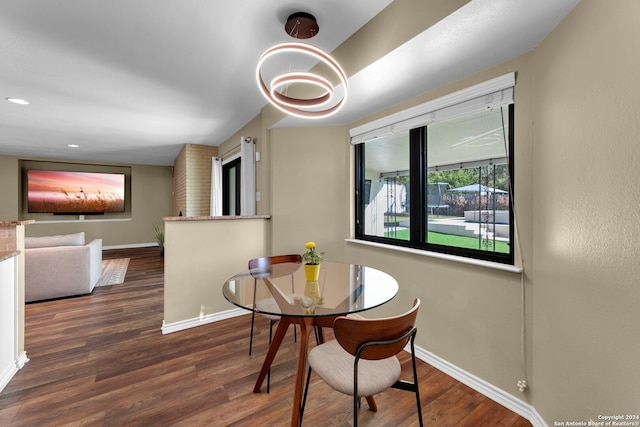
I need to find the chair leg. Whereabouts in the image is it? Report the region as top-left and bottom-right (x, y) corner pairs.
(353, 395), (359, 427)
(267, 319), (276, 393)
(410, 342), (424, 427)
(249, 310), (255, 355)
(354, 366), (360, 427)
(266, 369), (270, 393)
(290, 276), (297, 343)
(249, 279), (257, 355)
(301, 366), (313, 421)
(365, 396), (377, 412)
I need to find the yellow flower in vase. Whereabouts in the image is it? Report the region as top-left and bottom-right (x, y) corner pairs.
(302, 242), (324, 281)
(302, 241), (324, 265)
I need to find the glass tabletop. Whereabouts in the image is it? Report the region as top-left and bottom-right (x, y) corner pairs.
(222, 261), (398, 318)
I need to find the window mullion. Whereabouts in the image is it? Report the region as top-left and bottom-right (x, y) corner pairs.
(409, 127), (426, 245)
(354, 144), (364, 236)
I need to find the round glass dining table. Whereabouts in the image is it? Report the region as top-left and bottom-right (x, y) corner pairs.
(222, 261), (399, 427)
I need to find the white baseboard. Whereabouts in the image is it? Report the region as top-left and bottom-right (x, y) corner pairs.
(528, 408), (549, 427)
(103, 242), (157, 250)
(16, 351), (29, 369)
(0, 362), (16, 393)
(0, 351), (29, 393)
(161, 308), (247, 334)
(415, 347), (546, 427)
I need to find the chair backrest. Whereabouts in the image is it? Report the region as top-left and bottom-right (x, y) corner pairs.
(248, 254), (302, 270)
(248, 254), (302, 279)
(334, 298), (420, 361)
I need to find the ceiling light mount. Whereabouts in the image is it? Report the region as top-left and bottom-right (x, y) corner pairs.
(285, 12), (319, 39)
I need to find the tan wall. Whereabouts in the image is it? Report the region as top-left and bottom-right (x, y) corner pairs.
(172, 144), (218, 217)
(0, 156), (20, 220)
(269, 126), (352, 262)
(530, 0), (640, 422)
(332, 0), (469, 77)
(163, 218), (269, 325)
(0, 155), (173, 247)
(267, 57), (533, 402)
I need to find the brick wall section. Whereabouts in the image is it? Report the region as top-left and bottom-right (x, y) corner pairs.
(0, 226), (17, 252)
(173, 144), (218, 217)
(173, 146), (187, 216)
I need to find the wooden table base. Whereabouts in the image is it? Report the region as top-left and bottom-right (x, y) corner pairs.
(252, 316), (312, 426)
(254, 315), (340, 426)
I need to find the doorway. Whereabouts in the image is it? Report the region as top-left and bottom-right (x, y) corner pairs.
(223, 157), (241, 215)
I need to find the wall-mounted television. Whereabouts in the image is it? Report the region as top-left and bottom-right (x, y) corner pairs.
(27, 170), (126, 214)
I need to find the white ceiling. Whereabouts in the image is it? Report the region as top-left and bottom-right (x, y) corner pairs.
(0, 0), (580, 166)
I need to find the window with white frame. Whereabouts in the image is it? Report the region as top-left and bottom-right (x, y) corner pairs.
(353, 74), (515, 264)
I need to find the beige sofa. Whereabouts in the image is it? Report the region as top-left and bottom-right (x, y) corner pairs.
(24, 232), (102, 302)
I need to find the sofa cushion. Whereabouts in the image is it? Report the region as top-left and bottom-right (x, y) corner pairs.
(25, 232), (86, 249)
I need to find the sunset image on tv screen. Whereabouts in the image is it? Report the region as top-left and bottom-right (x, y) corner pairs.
(27, 170), (125, 214)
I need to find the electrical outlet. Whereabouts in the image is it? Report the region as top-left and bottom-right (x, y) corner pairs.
(517, 380), (527, 392)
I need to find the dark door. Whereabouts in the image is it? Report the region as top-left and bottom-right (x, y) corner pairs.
(222, 158), (241, 215)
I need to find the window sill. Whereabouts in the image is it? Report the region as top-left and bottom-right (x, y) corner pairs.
(344, 238), (523, 273)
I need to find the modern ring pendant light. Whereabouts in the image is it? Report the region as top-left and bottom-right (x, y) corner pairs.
(256, 12), (348, 119)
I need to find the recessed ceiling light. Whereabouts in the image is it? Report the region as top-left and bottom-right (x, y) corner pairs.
(67, 144), (79, 148)
(5, 97), (30, 105)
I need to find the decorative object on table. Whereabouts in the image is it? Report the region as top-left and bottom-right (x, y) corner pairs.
(304, 281), (320, 300)
(302, 241), (324, 281)
(152, 222), (164, 256)
(303, 281), (324, 315)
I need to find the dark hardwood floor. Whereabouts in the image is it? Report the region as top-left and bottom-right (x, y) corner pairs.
(0, 247), (533, 426)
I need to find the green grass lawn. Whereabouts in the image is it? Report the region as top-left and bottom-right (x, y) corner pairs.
(385, 228), (510, 253)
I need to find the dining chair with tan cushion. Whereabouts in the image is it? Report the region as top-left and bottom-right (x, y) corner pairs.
(301, 298), (423, 426)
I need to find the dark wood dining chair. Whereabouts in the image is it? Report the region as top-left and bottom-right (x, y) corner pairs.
(301, 299), (423, 426)
(247, 254), (302, 392)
